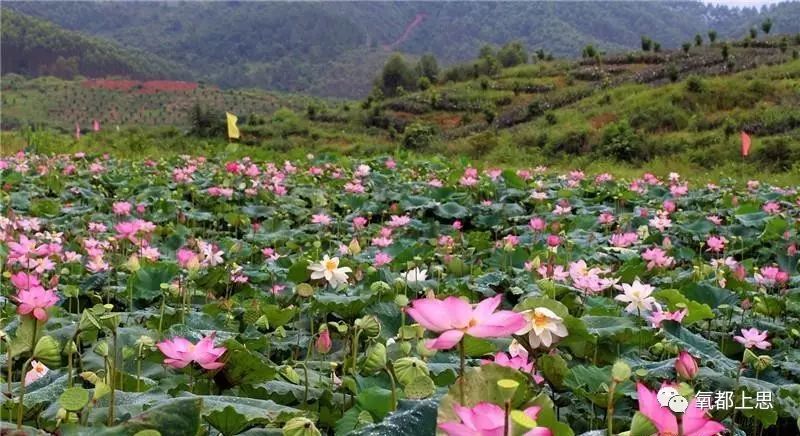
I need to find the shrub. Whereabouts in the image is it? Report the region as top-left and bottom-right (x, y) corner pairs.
(629, 102), (689, 133)
(685, 76), (706, 94)
(548, 127), (590, 155)
(755, 137), (799, 171)
(402, 122), (439, 150)
(597, 121), (647, 162)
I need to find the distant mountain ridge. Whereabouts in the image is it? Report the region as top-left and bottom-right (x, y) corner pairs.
(0, 9), (189, 81)
(3, 1), (800, 97)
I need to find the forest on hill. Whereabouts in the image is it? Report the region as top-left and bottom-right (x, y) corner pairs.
(0, 9), (188, 82)
(5, 1), (800, 97)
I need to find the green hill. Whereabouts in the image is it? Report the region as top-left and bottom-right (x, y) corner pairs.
(6, 1), (800, 97)
(0, 9), (188, 81)
(4, 35), (799, 181)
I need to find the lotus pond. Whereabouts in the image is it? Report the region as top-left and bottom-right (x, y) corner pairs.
(1, 152), (799, 436)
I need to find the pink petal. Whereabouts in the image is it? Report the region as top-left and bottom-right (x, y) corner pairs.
(407, 299), (452, 332)
(438, 422), (476, 436)
(467, 311), (527, 338)
(425, 329), (465, 350)
(471, 295), (502, 322)
(636, 382), (676, 433)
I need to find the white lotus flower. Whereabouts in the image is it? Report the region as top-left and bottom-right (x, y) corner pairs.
(308, 255), (351, 288)
(515, 307), (568, 349)
(614, 279), (656, 313)
(401, 267), (428, 283)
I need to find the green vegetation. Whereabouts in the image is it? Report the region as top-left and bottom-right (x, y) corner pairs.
(5, 1), (800, 97)
(4, 34), (799, 185)
(0, 10), (187, 80)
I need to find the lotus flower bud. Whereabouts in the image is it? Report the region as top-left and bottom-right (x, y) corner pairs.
(315, 327), (332, 354)
(675, 350), (699, 380)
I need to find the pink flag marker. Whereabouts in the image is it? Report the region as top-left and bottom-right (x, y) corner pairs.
(75, 123), (81, 140)
(92, 119), (100, 132)
(741, 131), (751, 157)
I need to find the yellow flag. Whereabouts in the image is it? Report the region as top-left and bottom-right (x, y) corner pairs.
(226, 112), (240, 139)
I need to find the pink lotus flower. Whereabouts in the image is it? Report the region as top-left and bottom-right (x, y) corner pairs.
(156, 334), (226, 370)
(115, 221), (141, 243)
(482, 351), (534, 374)
(15, 284), (59, 321)
(353, 216), (368, 230)
(762, 202), (781, 215)
(734, 328), (770, 350)
(112, 201), (132, 216)
(311, 213), (332, 226)
(598, 212), (615, 225)
(546, 234), (561, 247)
(24, 360), (49, 386)
(642, 247), (675, 270)
(648, 306), (687, 328)
(610, 232), (638, 248)
(706, 235), (727, 253)
(316, 328), (332, 354)
(374, 252), (392, 267)
(388, 215), (411, 227)
(452, 220), (463, 230)
(407, 295), (527, 350)
(675, 350), (699, 380)
(529, 217), (546, 232)
(754, 266), (789, 288)
(439, 402), (551, 436)
(637, 382), (724, 436)
(10, 271), (42, 291)
(177, 248), (200, 269)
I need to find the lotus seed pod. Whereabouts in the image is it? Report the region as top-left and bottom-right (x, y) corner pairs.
(497, 379), (520, 401)
(295, 283), (314, 297)
(355, 315), (381, 338)
(370, 281), (391, 294)
(611, 360), (631, 382)
(361, 342), (387, 374)
(282, 417), (322, 436)
(399, 340), (412, 355)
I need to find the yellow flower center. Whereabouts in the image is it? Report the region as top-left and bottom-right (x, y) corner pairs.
(533, 312), (550, 328)
(324, 260), (338, 272)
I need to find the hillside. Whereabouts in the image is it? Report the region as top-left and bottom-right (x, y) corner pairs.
(6, 1), (800, 97)
(0, 74), (320, 131)
(4, 35), (799, 181)
(0, 9), (188, 81)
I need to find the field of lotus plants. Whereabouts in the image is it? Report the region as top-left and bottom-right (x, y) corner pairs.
(1, 151), (799, 436)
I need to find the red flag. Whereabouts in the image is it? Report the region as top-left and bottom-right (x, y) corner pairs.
(740, 131), (751, 157)
(75, 123), (81, 140)
(92, 119), (100, 132)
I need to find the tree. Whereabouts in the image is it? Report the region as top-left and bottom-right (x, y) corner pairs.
(721, 43), (730, 60)
(750, 27), (758, 39)
(694, 34), (703, 46)
(641, 36), (652, 52)
(642, 35), (653, 51)
(708, 30), (717, 43)
(380, 54), (417, 97)
(479, 44), (496, 60)
(653, 42), (661, 52)
(416, 54), (439, 82)
(682, 42), (691, 54)
(535, 49), (546, 60)
(582, 44), (597, 59)
(497, 41), (528, 67)
(761, 18), (772, 35)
